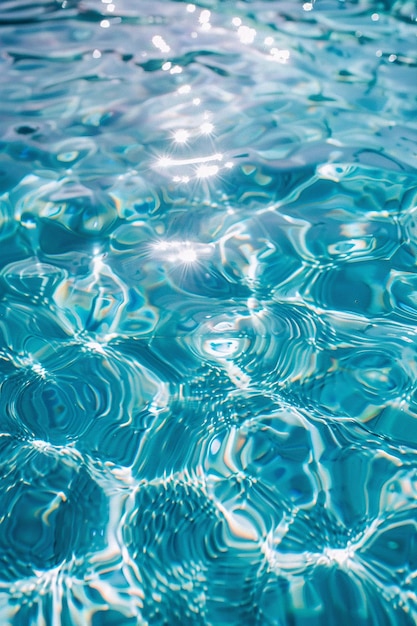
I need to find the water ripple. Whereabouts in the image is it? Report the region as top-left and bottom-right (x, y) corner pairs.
(0, 439), (107, 583)
(0, 0), (417, 624)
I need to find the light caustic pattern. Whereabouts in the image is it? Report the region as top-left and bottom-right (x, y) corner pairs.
(0, 0), (417, 624)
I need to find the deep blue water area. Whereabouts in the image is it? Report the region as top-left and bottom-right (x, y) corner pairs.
(0, 0), (417, 624)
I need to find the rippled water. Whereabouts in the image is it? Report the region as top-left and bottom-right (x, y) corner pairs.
(0, 0), (417, 624)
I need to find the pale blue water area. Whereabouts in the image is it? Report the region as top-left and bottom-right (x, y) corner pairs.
(0, 0), (417, 623)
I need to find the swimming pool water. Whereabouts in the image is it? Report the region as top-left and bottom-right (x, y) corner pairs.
(0, 0), (417, 624)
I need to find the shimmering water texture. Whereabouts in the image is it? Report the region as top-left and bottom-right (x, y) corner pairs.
(0, 0), (417, 624)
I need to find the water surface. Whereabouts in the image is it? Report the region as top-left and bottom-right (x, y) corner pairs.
(0, 0), (417, 624)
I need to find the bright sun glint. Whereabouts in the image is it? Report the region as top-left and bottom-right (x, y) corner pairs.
(200, 121), (214, 135)
(173, 129), (189, 144)
(152, 240), (214, 265)
(157, 156), (172, 168)
(196, 163), (219, 178)
(178, 247), (197, 263)
(153, 240), (198, 264)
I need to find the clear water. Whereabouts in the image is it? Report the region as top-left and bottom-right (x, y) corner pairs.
(0, 0), (417, 624)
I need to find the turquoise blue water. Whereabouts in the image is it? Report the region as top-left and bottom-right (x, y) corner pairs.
(0, 0), (417, 624)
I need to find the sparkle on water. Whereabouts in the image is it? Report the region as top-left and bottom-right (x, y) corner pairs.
(0, 0), (417, 625)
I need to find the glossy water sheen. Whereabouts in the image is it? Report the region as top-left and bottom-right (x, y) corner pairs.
(0, 0), (417, 624)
